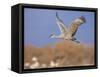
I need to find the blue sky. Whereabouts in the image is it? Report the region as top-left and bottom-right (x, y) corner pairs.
(24, 8), (95, 47)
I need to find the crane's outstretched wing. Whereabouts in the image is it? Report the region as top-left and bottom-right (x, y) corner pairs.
(56, 12), (68, 35)
(69, 16), (86, 37)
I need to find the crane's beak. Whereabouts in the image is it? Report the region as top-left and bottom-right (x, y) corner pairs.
(49, 34), (54, 38)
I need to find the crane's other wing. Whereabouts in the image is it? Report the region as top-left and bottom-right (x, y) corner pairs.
(69, 16), (86, 37)
(56, 12), (68, 35)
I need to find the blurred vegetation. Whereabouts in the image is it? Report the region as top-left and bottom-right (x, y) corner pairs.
(24, 40), (94, 69)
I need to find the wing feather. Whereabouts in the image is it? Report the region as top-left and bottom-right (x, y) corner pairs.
(56, 12), (68, 35)
(69, 16), (86, 36)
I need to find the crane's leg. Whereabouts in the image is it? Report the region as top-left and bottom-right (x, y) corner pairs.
(72, 37), (80, 43)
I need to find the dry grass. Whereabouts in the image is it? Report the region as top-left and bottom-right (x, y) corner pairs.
(24, 40), (94, 69)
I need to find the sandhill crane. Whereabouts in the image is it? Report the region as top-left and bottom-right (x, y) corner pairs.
(50, 12), (86, 43)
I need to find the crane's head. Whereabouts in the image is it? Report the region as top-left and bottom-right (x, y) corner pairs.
(49, 34), (55, 38)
